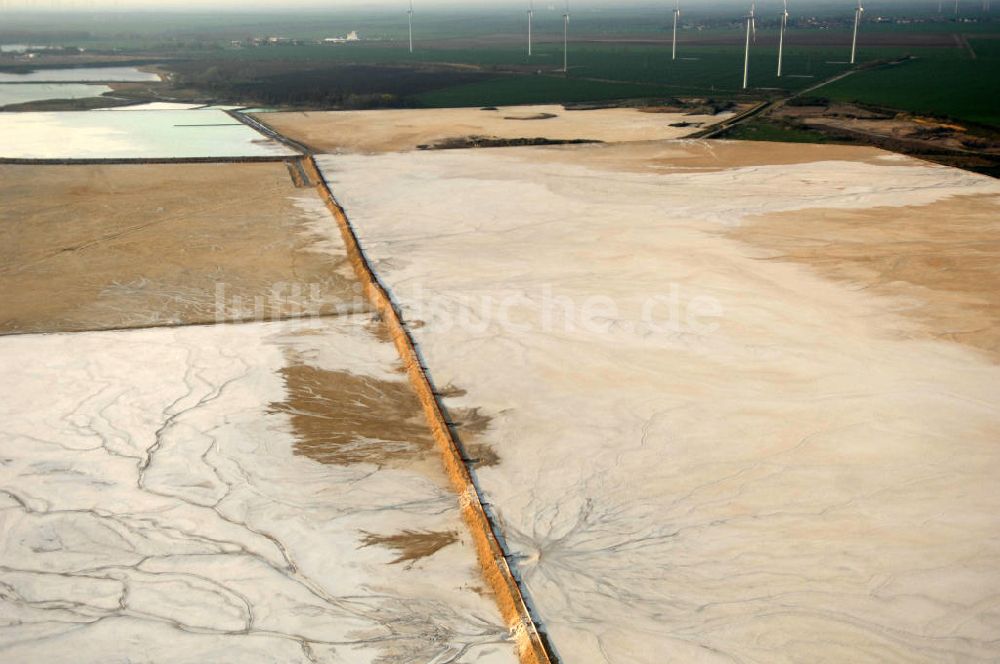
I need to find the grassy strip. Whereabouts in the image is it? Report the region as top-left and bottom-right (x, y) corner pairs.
(819, 47), (1000, 127)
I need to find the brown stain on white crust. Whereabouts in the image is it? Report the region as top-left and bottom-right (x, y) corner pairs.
(449, 406), (501, 468)
(360, 529), (459, 566)
(730, 194), (1000, 359)
(269, 362), (437, 469)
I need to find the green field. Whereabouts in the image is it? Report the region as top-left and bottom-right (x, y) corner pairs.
(196, 33), (994, 110)
(3, 8), (998, 123)
(819, 41), (1000, 126)
(201, 41), (926, 95)
(408, 41), (997, 122)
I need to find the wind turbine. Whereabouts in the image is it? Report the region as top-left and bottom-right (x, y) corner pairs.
(850, 0), (864, 65)
(527, 0), (534, 57)
(407, 0), (414, 54)
(954, 0), (960, 14)
(777, 0), (789, 76)
(672, 0), (681, 61)
(742, 0), (757, 89)
(563, 0), (571, 73)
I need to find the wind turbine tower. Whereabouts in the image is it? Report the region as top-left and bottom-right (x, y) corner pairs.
(743, 1), (756, 89)
(778, 0), (789, 76)
(408, 0), (414, 54)
(672, 0), (681, 61)
(850, 0), (864, 64)
(528, 1), (534, 57)
(563, 0), (571, 73)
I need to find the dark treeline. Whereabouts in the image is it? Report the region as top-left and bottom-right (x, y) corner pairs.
(168, 61), (491, 108)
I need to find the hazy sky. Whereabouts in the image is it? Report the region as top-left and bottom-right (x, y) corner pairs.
(0, 0), (929, 13)
(1, 0), (782, 9)
(5, 0), (556, 7)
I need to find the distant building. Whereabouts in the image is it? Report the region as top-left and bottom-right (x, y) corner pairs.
(324, 31), (361, 44)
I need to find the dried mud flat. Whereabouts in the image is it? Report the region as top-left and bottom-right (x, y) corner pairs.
(257, 104), (731, 154)
(0, 162), (361, 334)
(319, 141), (1000, 663)
(0, 158), (518, 663)
(6, 101), (1000, 664)
(0, 315), (517, 664)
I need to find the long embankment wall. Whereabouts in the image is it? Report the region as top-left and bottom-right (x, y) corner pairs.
(301, 157), (554, 664)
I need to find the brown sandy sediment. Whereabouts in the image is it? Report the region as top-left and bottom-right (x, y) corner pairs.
(259, 106), (729, 155)
(447, 406), (500, 468)
(505, 139), (893, 175)
(269, 362), (437, 468)
(301, 156), (553, 664)
(360, 530), (459, 566)
(729, 193), (1000, 359)
(653, 139), (889, 170)
(0, 162), (361, 334)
